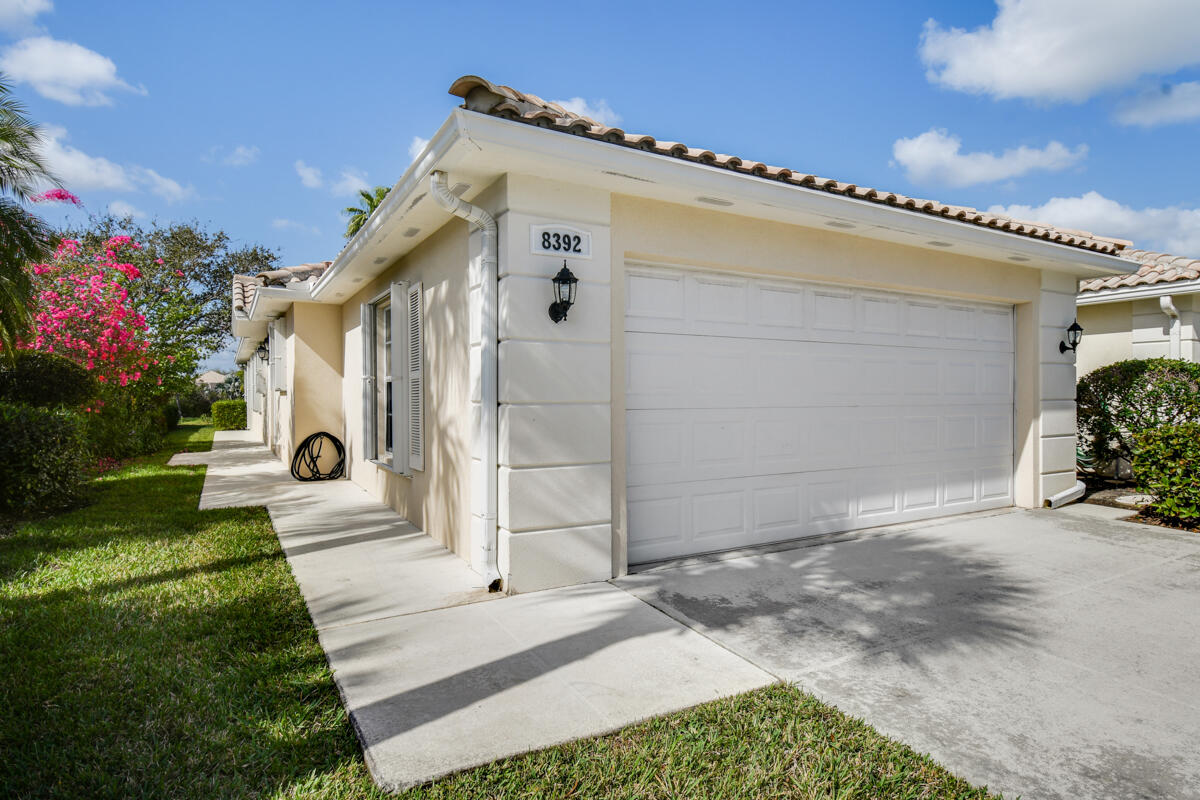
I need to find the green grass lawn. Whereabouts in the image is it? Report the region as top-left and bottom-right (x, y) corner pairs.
(0, 421), (999, 799)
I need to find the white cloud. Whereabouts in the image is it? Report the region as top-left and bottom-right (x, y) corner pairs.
(550, 96), (621, 126)
(990, 191), (1200, 255)
(221, 144), (259, 166)
(892, 128), (1086, 188)
(920, 0), (1200, 103)
(0, 0), (51, 31)
(36, 125), (190, 203)
(272, 218), (319, 235)
(408, 136), (429, 162)
(131, 166), (190, 203)
(1116, 81), (1200, 127)
(107, 199), (145, 219)
(37, 124), (131, 191)
(294, 159), (322, 188)
(0, 36), (144, 106)
(331, 167), (369, 196)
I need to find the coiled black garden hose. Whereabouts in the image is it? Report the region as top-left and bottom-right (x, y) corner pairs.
(291, 431), (346, 481)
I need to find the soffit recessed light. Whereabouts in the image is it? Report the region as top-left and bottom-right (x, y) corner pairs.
(373, 257), (387, 265)
(403, 227), (421, 238)
(926, 240), (953, 248)
(696, 196), (733, 206)
(825, 220), (856, 229)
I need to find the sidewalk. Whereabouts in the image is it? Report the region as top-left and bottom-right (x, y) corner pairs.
(173, 432), (773, 790)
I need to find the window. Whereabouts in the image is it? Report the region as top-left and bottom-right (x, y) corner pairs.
(361, 282), (423, 472)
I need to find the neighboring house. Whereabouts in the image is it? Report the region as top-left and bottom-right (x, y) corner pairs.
(231, 75), (1135, 594)
(195, 369), (228, 388)
(1076, 249), (1200, 375)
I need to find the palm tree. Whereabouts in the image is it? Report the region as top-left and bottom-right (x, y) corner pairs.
(341, 186), (390, 239)
(0, 73), (56, 357)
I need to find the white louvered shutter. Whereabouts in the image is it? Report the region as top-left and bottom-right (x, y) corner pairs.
(406, 282), (424, 471)
(388, 281), (406, 469)
(360, 303), (377, 462)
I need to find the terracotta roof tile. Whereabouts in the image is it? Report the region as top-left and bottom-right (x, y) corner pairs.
(232, 274), (256, 313)
(230, 261), (332, 315)
(448, 75), (1128, 256)
(1079, 249), (1200, 294)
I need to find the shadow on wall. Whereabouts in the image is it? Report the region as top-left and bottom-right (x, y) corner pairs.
(331, 528), (1037, 744)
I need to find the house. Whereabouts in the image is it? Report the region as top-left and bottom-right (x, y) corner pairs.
(195, 369), (228, 389)
(1076, 249), (1200, 375)
(231, 75), (1136, 594)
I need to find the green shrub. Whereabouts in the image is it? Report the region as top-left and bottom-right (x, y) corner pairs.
(0, 351), (94, 408)
(0, 401), (90, 514)
(1134, 423), (1200, 525)
(163, 402), (181, 430)
(1077, 358), (1200, 466)
(211, 399), (246, 431)
(83, 397), (166, 459)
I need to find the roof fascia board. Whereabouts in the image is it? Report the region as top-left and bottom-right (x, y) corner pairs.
(458, 112), (1134, 277)
(310, 113), (471, 301)
(1077, 277), (1200, 305)
(246, 284), (312, 322)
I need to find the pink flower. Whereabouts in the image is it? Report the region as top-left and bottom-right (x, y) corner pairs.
(174, 270), (184, 277)
(30, 188), (81, 206)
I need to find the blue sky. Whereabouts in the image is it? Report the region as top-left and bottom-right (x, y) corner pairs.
(3, 0), (1199, 369)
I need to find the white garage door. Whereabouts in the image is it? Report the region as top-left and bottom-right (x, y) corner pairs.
(625, 265), (1015, 564)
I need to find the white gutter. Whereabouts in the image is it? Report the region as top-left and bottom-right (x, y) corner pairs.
(429, 170), (501, 589)
(1077, 277), (1200, 305)
(1160, 295), (1182, 359)
(1044, 480), (1086, 509)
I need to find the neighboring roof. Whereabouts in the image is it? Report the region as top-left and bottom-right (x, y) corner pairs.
(1079, 249), (1200, 294)
(449, 75), (1130, 257)
(196, 370), (226, 385)
(232, 261), (333, 314)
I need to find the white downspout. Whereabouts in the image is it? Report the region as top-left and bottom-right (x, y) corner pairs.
(1160, 295), (1181, 359)
(1044, 480), (1086, 509)
(430, 171), (501, 589)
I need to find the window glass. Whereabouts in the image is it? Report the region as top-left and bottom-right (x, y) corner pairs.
(374, 298), (392, 456)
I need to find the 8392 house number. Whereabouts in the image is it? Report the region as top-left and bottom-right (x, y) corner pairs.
(530, 224), (592, 259)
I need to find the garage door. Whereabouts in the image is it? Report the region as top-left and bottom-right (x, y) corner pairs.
(625, 265), (1015, 564)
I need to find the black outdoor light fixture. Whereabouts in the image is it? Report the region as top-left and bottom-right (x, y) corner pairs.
(1059, 318), (1084, 354)
(256, 339), (269, 360)
(548, 261), (579, 323)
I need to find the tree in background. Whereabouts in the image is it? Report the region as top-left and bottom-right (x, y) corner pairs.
(64, 214), (279, 376)
(0, 73), (58, 357)
(341, 186), (389, 238)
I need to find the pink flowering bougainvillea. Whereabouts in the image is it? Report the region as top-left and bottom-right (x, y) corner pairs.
(29, 188), (82, 206)
(19, 236), (154, 388)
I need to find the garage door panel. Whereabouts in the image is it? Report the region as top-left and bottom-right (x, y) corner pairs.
(627, 404), (1013, 487)
(625, 265), (1014, 563)
(626, 334), (1012, 410)
(627, 457), (1015, 564)
(625, 267), (1013, 352)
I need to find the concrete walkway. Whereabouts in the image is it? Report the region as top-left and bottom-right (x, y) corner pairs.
(173, 432), (772, 789)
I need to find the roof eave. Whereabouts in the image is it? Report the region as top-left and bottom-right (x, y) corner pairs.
(453, 112), (1135, 278)
(1077, 277), (1200, 305)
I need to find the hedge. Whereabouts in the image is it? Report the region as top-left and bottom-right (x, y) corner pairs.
(0, 401), (90, 514)
(0, 351), (94, 408)
(211, 399), (246, 431)
(1077, 358), (1200, 467)
(1133, 423), (1200, 526)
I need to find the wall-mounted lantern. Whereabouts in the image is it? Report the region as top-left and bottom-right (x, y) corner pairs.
(256, 339), (269, 360)
(548, 261), (579, 323)
(1059, 319), (1083, 354)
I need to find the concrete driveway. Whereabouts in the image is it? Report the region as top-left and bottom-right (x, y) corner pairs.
(616, 504), (1200, 800)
